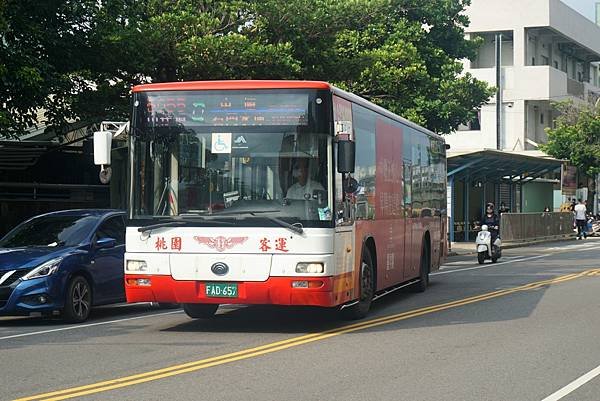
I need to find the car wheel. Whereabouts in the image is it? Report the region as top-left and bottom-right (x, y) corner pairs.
(341, 247), (374, 320)
(63, 276), (92, 323)
(183, 303), (219, 319)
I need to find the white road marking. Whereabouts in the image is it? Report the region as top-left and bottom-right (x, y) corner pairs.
(1, 242), (598, 342)
(0, 310), (183, 341)
(442, 255), (523, 267)
(433, 255), (548, 276)
(441, 261), (473, 266)
(436, 243), (600, 276)
(541, 364), (600, 401)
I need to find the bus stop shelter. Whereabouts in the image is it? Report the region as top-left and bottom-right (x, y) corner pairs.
(447, 149), (564, 242)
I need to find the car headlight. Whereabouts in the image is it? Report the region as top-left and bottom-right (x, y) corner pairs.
(296, 262), (324, 274)
(126, 260), (148, 272)
(22, 257), (63, 280)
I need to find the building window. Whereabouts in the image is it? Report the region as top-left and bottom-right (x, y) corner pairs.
(541, 55), (549, 66)
(540, 113), (544, 125)
(554, 60), (559, 69)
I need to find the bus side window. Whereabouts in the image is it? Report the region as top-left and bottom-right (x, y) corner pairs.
(353, 104), (376, 220)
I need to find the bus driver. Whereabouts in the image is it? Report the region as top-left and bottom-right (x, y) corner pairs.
(286, 157), (324, 200)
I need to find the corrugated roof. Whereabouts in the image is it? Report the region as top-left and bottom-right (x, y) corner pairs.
(447, 149), (564, 183)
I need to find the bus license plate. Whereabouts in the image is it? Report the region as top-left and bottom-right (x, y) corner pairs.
(205, 283), (238, 298)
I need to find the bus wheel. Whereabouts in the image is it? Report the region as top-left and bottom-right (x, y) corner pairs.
(341, 248), (374, 320)
(412, 242), (430, 293)
(183, 303), (219, 319)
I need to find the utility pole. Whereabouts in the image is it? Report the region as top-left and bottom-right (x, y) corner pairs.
(495, 33), (503, 150)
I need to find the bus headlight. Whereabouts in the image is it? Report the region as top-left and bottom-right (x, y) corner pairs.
(296, 262), (324, 274)
(126, 260), (148, 272)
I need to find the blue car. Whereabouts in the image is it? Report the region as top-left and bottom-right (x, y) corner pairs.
(0, 209), (126, 322)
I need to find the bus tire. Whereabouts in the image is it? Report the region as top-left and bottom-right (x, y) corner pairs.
(412, 242), (430, 293)
(341, 247), (374, 320)
(183, 303), (219, 319)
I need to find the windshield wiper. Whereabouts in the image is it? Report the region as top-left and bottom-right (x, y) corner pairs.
(177, 214), (235, 225)
(212, 210), (303, 235)
(138, 215), (236, 233)
(211, 209), (281, 216)
(262, 215), (304, 235)
(138, 221), (187, 233)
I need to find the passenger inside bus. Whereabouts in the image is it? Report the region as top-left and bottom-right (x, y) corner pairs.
(285, 157), (324, 200)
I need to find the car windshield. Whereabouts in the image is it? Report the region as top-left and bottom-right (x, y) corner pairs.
(131, 89), (333, 226)
(0, 215), (99, 248)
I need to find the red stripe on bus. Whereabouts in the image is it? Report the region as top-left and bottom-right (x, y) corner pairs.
(124, 273), (355, 308)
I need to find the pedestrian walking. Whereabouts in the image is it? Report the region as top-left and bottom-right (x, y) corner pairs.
(574, 198), (587, 240)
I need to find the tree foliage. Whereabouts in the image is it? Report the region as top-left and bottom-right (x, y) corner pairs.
(0, 0), (492, 139)
(542, 101), (600, 177)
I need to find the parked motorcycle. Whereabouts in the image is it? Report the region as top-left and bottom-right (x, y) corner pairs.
(476, 225), (502, 264)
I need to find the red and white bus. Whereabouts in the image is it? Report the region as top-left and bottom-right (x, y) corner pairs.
(122, 80), (447, 319)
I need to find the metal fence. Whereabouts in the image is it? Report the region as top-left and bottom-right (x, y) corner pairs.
(500, 212), (574, 242)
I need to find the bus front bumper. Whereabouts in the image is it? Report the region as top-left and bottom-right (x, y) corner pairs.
(124, 274), (346, 307)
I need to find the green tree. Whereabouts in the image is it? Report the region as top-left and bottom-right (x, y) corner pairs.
(1, 0), (492, 138)
(0, 1), (95, 138)
(0, 0), (300, 138)
(542, 101), (600, 177)
(255, 0), (493, 134)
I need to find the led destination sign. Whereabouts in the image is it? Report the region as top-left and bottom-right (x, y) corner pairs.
(143, 92), (309, 127)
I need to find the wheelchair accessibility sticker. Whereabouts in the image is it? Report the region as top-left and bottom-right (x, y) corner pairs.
(211, 133), (232, 154)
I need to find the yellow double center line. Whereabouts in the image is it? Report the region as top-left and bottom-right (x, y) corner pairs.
(15, 268), (600, 401)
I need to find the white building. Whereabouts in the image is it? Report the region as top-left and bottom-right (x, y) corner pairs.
(446, 0), (600, 153)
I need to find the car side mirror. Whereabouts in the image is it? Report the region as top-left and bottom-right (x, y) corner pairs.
(96, 237), (117, 249)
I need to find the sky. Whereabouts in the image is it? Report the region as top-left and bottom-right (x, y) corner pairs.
(561, 0), (598, 22)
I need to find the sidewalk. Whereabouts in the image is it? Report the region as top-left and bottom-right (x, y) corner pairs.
(447, 234), (595, 256)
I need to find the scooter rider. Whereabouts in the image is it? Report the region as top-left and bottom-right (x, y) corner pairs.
(482, 202), (500, 243)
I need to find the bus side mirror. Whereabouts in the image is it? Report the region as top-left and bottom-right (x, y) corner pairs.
(337, 140), (355, 174)
(94, 131), (113, 165)
(93, 131), (113, 184)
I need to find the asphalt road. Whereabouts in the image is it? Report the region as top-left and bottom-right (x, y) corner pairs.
(1, 238), (600, 401)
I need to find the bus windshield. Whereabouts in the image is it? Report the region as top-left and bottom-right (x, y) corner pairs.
(131, 89), (333, 226)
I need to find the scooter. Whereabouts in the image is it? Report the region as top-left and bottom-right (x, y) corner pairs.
(476, 224), (502, 264)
